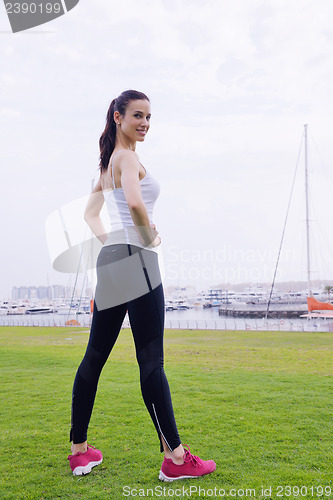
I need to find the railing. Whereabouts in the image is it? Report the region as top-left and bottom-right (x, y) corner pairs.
(164, 318), (322, 331)
(0, 317), (92, 328)
(0, 316), (330, 332)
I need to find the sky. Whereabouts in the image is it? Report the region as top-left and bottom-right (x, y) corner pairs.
(1, 0), (333, 299)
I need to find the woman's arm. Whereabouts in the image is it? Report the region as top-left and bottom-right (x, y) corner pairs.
(84, 177), (108, 244)
(116, 151), (160, 247)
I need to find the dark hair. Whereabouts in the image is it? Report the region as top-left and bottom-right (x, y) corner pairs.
(99, 89), (150, 172)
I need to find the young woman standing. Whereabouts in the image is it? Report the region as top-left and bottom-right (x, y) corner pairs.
(67, 90), (216, 481)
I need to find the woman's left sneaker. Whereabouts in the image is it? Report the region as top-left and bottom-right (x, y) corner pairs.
(159, 444), (216, 482)
(68, 445), (103, 476)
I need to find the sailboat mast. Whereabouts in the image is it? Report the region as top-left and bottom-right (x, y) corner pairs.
(304, 124), (312, 296)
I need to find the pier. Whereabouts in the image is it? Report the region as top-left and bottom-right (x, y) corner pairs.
(219, 303), (308, 318)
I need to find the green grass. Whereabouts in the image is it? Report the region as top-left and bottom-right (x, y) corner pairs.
(0, 327), (332, 499)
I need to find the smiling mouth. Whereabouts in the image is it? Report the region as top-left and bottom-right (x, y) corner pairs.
(137, 129), (147, 135)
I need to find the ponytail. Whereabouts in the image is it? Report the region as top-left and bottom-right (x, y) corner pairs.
(99, 99), (117, 172)
(99, 90), (150, 173)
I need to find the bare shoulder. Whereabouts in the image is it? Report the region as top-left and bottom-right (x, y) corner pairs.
(113, 149), (140, 167)
(113, 150), (141, 177)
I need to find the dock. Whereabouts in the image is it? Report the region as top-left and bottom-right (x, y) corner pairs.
(219, 303), (308, 318)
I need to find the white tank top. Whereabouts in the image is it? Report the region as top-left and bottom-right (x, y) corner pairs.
(103, 150), (160, 251)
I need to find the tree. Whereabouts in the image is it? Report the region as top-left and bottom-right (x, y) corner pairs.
(324, 285), (333, 301)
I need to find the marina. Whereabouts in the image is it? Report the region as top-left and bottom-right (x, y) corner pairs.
(1, 285), (333, 332)
(0, 307), (331, 332)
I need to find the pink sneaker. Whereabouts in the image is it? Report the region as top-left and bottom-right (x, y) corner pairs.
(68, 445), (103, 476)
(159, 444), (216, 482)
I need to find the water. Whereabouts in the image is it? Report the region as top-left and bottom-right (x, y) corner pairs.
(1, 307), (331, 332)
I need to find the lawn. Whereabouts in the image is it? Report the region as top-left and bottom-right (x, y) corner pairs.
(0, 326), (332, 499)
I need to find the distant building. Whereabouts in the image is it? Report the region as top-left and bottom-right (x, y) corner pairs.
(12, 286), (31, 300)
(37, 286), (50, 299)
(11, 285), (67, 301)
(52, 285), (66, 299)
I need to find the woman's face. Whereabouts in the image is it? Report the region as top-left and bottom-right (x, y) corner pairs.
(116, 99), (151, 143)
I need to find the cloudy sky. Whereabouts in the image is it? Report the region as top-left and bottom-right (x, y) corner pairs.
(1, 0), (333, 299)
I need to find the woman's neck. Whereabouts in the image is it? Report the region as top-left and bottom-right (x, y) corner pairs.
(115, 137), (136, 151)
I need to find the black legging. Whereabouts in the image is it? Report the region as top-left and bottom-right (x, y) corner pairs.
(70, 244), (181, 452)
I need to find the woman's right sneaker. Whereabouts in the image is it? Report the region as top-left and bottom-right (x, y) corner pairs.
(68, 445), (103, 476)
(159, 444), (216, 482)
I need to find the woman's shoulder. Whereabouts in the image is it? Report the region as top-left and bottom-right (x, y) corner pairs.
(112, 149), (139, 165)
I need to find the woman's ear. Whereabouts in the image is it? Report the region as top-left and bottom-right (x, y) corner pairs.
(114, 111), (121, 125)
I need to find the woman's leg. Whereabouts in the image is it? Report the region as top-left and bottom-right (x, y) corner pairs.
(70, 244), (135, 448)
(128, 267), (216, 479)
(70, 300), (127, 448)
(126, 248), (182, 457)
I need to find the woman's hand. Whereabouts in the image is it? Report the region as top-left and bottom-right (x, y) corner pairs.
(147, 224), (161, 248)
(148, 235), (161, 248)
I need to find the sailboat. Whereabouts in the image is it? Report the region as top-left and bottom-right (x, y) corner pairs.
(301, 125), (333, 320)
(266, 124), (333, 322)
(306, 296), (333, 318)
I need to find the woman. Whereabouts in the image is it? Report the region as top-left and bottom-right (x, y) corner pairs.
(67, 90), (216, 481)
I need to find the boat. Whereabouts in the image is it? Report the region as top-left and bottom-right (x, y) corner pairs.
(176, 299), (190, 310)
(300, 296), (333, 319)
(202, 288), (225, 308)
(265, 125), (332, 321)
(0, 305), (9, 315)
(302, 126), (333, 319)
(5, 302), (27, 315)
(165, 298), (191, 311)
(25, 306), (54, 314)
(165, 300), (177, 311)
(307, 296), (333, 312)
